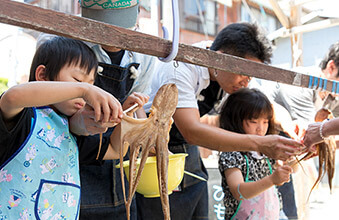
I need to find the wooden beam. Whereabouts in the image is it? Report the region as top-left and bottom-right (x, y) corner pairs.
(0, 0), (337, 93)
(294, 0), (316, 6)
(290, 2), (303, 67)
(268, 18), (339, 40)
(269, 0), (290, 28)
(246, 0), (276, 17)
(291, 18), (339, 35)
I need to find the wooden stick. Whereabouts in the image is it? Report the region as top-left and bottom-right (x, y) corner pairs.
(1, 0), (338, 92)
(123, 103), (139, 115)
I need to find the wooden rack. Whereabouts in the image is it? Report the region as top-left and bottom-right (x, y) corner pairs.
(0, 0), (336, 92)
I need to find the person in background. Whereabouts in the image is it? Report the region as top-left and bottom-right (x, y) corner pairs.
(251, 42), (339, 138)
(319, 42), (339, 117)
(138, 22), (302, 220)
(250, 41), (339, 219)
(218, 88), (293, 219)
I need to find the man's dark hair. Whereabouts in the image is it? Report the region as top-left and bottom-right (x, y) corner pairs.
(319, 42), (339, 77)
(210, 22), (272, 64)
(29, 36), (98, 81)
(219, 88), (275, 135)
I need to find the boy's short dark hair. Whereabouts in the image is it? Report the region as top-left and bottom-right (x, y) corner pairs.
(210, 22), (272, 64)
(319, 42), (339, 77)
(29, 36), (98, 81)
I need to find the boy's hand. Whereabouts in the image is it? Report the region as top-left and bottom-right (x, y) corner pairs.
(270, 165), (292, 186)
(83, 84), (123, 123)
(122, 92), (149, 116)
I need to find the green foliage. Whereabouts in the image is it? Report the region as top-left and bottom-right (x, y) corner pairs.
(0, 77), (9, 94)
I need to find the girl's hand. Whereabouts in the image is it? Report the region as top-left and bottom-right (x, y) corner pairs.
(270, 165), (292, 186)
(282, 158), (300, 173)
(122, 92), (149, 116)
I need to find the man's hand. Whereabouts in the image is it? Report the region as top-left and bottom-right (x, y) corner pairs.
(256, 135), (304, 161)
(70, 105), (109, 136)
(302, 122), (323, 148)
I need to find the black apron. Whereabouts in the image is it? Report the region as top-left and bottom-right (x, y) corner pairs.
(95, 62), (140, 102)
(169, 81), (222, 188)
(79, 60), (139, 220)
(168, 80), (222, 147)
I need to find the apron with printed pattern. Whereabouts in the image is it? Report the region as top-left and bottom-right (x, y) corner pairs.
(231, 155), (280, 220)
(0, 107), (80, 220)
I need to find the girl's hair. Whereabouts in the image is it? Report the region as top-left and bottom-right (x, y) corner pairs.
(219, 88), (276, 135)
(29, 36), (98, 81)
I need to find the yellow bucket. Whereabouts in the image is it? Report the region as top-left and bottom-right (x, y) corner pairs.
(117, 153), (188, 198)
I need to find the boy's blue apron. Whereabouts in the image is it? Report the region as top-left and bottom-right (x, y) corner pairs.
(231, 155), (280, 220)
(0, 107), (80, 220)
(79, 62), (139, 220)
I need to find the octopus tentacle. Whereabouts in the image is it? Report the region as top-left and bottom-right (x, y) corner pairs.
(118, 84), (178, 220)
(129, 135), (155, 197)
(299, 108), (336, 197)
(156, 133), (170, 219)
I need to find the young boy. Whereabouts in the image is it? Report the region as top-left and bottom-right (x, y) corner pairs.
(0, 36), (147, 219)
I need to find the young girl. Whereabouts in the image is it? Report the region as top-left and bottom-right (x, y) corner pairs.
(0, 36), (148, 219)
(218, 88), (292, 220)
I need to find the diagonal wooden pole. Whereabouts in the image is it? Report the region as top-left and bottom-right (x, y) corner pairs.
(0, 0), (337, 92)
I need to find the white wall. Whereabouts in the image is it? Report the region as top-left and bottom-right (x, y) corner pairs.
(272, 26), (339, 69)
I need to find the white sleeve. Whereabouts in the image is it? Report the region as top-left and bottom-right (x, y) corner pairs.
(129, 53), (159, 95)
(144, 62), (199, 112)
(171, 65), (198, 109)
(160, 62), (198, 109)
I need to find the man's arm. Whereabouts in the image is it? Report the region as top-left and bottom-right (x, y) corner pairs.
(303, 117), (339, 147)
(173, 108), (302, 160)
(200, 114), (219, 127)
(103, 123), (128, 160)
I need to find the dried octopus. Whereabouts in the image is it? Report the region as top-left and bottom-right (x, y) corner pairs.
(119, 83), (178, 220)
(299, 108), (336, 194)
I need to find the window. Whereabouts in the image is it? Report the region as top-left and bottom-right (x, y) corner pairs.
(25, 0), (79, 14)
(241, 5), (280, 34)
(140, 0), (151, 11)
(180, 0), (219, 36)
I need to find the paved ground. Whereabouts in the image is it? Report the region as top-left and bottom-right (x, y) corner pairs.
(307, 185), (339, 220)
(290, 158), (339, 220)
